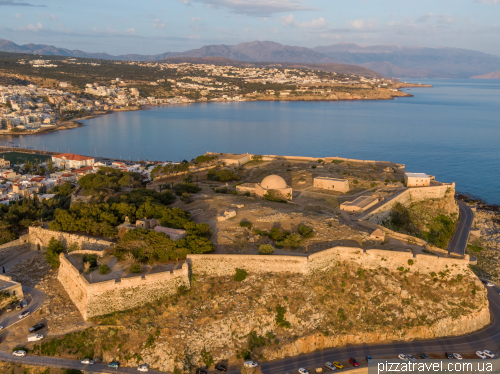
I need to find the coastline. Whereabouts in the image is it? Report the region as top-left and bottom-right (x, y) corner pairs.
(0, 84), (430, 138)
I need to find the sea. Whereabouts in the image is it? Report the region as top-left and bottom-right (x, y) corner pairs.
(2, 79), (499, 204)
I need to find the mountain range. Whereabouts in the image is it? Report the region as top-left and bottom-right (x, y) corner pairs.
(1, 39), (499, 79)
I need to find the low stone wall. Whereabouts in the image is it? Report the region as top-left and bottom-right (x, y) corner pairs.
(361, 184), (454, 224)
(0, 234), (33, 264)
(28, 227), (113, 252)
(188, 246), (470, 278)
(58, 253), (190, 320)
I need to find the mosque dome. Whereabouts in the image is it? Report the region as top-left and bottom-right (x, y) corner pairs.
(261, 175), (287, 189)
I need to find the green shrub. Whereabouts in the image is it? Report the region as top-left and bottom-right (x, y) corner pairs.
(317, 159), (323, 163)
(207, 168), (240, 182)
(195, 155), (213, 163)
(297, 224), (314, 238)
(239, 221), (252, 229)
(276, 233), (303, 249)
(45, 238), (65, 269)
(130, 263), (142, 273)
(234, 268), (247, 282)
(331, 160), (344, 164)
(99, 265), (111, 275)
(269, 227), (290, 241)
(408, 259), (414, 266)
(231, 190), (238, 195)
(311, 165), (317, 169)
(467, 245), (483, 252)
(353, 180), (359, 184)
(385, 179), (390, 183)
(251, 155), (263, 162)
(253, 229), (268, 236)
(214, 187), (230, 194)
(259, 244), (275, 255)
(244, 191), (251, 197)
(275, 306), (291, 328)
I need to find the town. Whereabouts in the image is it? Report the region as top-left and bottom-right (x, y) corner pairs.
(0, 56), (420, 134)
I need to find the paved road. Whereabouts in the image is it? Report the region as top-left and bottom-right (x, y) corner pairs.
(0, 286), (46, 330)
(448, 201), (475, 256)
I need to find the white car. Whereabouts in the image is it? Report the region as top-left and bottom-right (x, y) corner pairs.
(483, 350), (495, 358)
(81, 358), (95, 365)
(299, 368), (309, 374)
(324, 362), (336, 371)
(0, 326), (4, 330)
(453, 353), (462, 360)
(19, 310), (30, 319)
(476, 351), (487, 359)
(244, 361), (258, 368)
(138, 364), (149, 372)
(12, 350), (26, 357)
(398, 354), (408, 361)
(407, 355), (417, 362)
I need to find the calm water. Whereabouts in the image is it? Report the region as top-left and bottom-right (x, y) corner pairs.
(3, 79), (500, 204)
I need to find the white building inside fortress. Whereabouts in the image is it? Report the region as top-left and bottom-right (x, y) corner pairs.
(405, 173), (431, 187)
(313, 177), (350, 192)
(255, 175), (293, 200)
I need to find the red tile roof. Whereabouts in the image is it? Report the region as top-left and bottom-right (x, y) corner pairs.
(54, 153), (94, 161)
(73, 166), (94, 173)
(61, 173), (75, 177)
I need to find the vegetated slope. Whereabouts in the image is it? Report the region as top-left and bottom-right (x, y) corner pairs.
(383, 190), (459, 249)
(28, 263), (487, 372)
(471, 71), (500, 79)
(313, 44), (500, 78)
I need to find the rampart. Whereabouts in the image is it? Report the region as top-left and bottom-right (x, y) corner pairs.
(187, 246), (470, 277)
(28, 227), (113, 252)
(360, 184), (455, 224)
(58, 254), (189, 320)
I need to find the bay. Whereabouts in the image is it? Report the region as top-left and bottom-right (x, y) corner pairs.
(2, 79), (499, 204)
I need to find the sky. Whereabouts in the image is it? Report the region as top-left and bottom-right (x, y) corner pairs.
(1, 0), (499, 56)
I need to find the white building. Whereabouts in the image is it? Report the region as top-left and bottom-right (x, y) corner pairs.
(404, 173), (431, 187)
(51, 153), (95, 169)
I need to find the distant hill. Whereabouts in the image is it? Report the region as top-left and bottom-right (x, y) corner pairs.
(1, 38), (499, 79)
(470, 71), (500, 79)
(313, 43), (500, 79)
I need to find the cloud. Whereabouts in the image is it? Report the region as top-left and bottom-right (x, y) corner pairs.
(280, 14), (328, 28)
(178, 0), (313, 16)
(0, 0), (46, 6)
(21, 22), (42, 31)
(417, 12), (434, 23)
(14, 12), (22, 18)
(475, 0), (499, 3)
(152, 18), (167, 29)
(38, 13), (58, 20)
(190, 17), (203, 21)
(438, 13), (455, 24)
(348, 19), (377, 29)
(126, 28), (136, 35)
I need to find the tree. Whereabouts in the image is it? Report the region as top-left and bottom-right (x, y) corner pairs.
(47, 159), (55, 172)
(45, 237), (65, 268)
(251, 155), (263, 162)
(259, 244), (275, 255)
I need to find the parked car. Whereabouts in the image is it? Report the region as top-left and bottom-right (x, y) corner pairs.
(81, 358), (94, 365)
(244, 361), (258, 368)
(445, 352), (453, 359)
(398, 354), (408, 361)
(21, 299), (27, 308)
(298, 368), (309, 374)
(366, 356), (373, 363)
(418, 353), (430, 359)
(482, 280), (494, 287)
(407, 355), (417, 362)
(15, 304), (21, 310)
(324, 362), (336, 371)
(195, 369), (208, 374)
(332, 362), (343, 370)
(215, 363), (227, 372)
(0, 326), (4, 330)
(27, 334), (43, 342)
(453, 353), (463, 360)
(108, 362), (120, 369)
(28, 323), (45, 333)
(483, 350), (495, 358)
(6, 305), (13, 312)
(349, 358), (359, 367)
(476, 351), (487, 359)
(138, 364), (149, 372)
(19, 310), (30, 319)
(12, 350), (26, 357)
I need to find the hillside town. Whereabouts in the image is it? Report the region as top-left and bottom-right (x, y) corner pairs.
(0, 59), (413, 134)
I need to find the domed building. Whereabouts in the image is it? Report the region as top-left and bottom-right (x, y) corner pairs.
(255, 174), (293, 200)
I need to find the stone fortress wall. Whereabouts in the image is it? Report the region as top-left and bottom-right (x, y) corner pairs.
(187, 246), (470, 278)
(58, 253), (189, 320)
(361, 184), (455, 224)
(28, 226), (113, 252)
